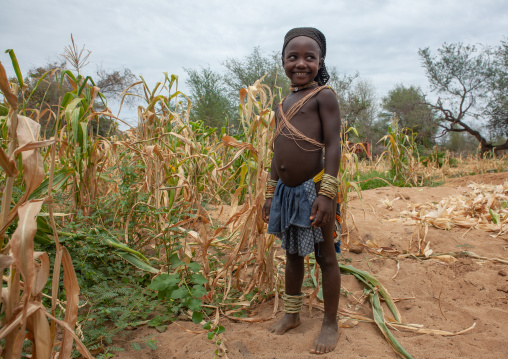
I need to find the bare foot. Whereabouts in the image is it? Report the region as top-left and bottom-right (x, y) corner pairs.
(268, 313), (301, 335)
(310, 319), (339, 354)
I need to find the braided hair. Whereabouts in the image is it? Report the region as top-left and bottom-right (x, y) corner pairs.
(282, 27), (330, 86)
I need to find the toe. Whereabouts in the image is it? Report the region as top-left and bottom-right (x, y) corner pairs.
(310, 345), (318, 354)
(316, 344), (324, 354)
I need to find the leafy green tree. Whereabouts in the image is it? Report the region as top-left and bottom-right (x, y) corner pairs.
(419, 41), (508, 154)
(184, 66), (236, 128)
(222, 47), (290, 102)
(327, 68), (380, 143)
(486, 40), (508, 138)
(380, 84), (437, 147)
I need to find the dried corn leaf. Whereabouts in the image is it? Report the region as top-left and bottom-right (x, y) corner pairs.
(26, 307), (51, 359)
(58, 247), (80, 358)
(0, 147), (18, 176)
(16, 116), (46, 197)
(11, 200), (45, 298)
(0, 62), (18, 108)
(395, 181), (508, 236)
(32, 252), (50, 297)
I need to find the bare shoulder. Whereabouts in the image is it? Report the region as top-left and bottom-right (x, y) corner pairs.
(316, 87), (338, 106)
(316, 87), (339, 115)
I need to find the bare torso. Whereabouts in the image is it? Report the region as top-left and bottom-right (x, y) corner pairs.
(273, 89), (326, 187)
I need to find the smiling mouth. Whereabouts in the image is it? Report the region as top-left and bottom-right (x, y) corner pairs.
(294, 72), (308, 76)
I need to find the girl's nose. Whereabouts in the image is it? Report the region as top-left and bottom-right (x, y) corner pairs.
(296, 58), (306, 67)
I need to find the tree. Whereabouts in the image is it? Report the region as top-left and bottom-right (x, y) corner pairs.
(11, 35), (139, 138)
(326, 68), (380, 142)
(380, 84), (437, 147)
(15, 61), (135, 137)
(418, 41), (508, 154)
(486, 40), (508, 137)
(222, 47), (290, 102)
(95, 66), (138, 105)
(184, 66), (235, 128)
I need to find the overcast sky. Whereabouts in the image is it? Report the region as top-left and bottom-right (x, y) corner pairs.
(1, 0), (507, 127)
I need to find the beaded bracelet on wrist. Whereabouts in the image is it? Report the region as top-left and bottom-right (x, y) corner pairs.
(267, 179), (278, 187)
(265, 179), (278, 199)
(318, 173), (339, 199)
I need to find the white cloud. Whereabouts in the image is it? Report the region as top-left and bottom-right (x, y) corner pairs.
(1, 0), (506, 122)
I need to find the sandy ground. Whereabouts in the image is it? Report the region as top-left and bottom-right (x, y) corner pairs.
(111, 172), (508, 359)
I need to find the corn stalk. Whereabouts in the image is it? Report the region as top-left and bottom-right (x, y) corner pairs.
(212, 78), (278, 304)
(0, 57), (91, 358)
(379, 116), (422, 186)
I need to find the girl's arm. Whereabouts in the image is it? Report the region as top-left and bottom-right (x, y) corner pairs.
(262, 151), (279, 223)
(263, 105), (281, 223)
(310, 88), (341, 228)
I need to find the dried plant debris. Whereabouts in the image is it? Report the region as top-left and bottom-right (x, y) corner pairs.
(395, 181), (508, 237)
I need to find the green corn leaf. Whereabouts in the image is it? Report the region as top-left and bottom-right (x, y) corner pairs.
(370, 291), (413, 359)
(77, 75), (94, 96)
(29, 167), (74, 199)
(65, 97), (84, 125)
(116, 252), (158, 273)
(5, 49), (23, 87)
(70, 108), (81, 146)
(80, 121), (88, 149)
(60, 69), (77, 86)
(489, 208), (500, 224)
(340, 264), (401, 323)
(60, 92), (75, 109)
(102, 235), (151, 262)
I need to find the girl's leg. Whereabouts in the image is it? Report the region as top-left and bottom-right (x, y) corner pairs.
(268, 251), (305, 334)
(311, 214), (341, 354)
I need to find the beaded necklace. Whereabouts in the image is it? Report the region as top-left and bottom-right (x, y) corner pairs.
(289, 81), (318, 92)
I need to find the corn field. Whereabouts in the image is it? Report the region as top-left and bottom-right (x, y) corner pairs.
(1, 51), (507, 358)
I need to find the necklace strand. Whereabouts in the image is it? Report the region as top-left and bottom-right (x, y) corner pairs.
(272, 86), (327, 151)
(289, 81), (318, 92)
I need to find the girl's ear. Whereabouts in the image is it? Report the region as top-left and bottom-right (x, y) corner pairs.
(281, 56), (285, 67)
(319, 58), (324, 68)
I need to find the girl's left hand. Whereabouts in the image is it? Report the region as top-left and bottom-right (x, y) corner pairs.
(310, 195), (334, 228)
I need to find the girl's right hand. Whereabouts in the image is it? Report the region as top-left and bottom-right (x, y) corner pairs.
(262, 198), (272, 223)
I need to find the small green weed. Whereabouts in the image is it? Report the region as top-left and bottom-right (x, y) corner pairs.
(148, 254), (208, 319)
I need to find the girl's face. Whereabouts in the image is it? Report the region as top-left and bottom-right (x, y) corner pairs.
(282, 36), (322, 86)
